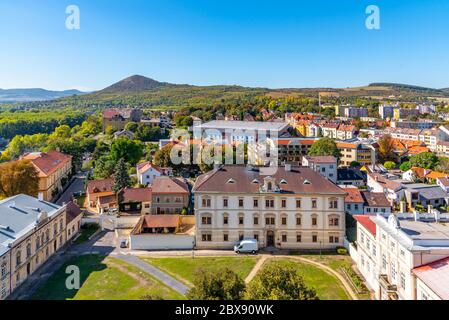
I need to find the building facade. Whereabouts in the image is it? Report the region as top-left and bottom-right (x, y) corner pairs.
(193, 165), (347, 250)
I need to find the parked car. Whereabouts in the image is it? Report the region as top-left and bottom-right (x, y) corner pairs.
(72, 191), (86, 198)
(234, 239), (258, 254)
(120, 239), (128, 248)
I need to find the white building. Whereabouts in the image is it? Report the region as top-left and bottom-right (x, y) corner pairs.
(193, 165), (347, 250)
(302, 156), (338, 184)
(354, 212), (449, 300)
(136, 162), (173, 186)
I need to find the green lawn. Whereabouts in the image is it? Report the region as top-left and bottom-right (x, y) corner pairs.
(74, 223), (100, 245)
(144, 256), (259, 286)
(265, 259), (350, 300)
(32, 255), (184, 300)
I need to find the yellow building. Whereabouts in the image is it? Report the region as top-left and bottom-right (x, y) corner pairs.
(21, 151), (72, 201)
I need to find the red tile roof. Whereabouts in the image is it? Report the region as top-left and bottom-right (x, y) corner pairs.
(119, 188), (152, 202)
(66, 201), (82, 224)
(151, 177), (189, 195)
(344, 188), (364, 203)
(413, 257), (449, 300)
(361, 191), (391, 208)
(438, 177), (449, 187)
(354, 215), (377, 236)
(87, 179), (114, 194)
(22, 151), (72, 177)
(142, 215), (180, 229)
(304, 156), (337, 164)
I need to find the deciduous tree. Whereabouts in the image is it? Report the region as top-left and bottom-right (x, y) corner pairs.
(0, 160), (39, 198)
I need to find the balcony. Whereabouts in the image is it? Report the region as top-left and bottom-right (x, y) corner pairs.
(379, 274), (398, 300)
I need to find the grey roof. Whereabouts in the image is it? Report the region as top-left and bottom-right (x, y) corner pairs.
(404, 184), (449, 200)
(337, 168), (366, 181)
(0, 194), (63, 256)
(195, 120), (289, 132)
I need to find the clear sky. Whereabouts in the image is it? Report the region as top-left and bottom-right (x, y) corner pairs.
(0, 0), (448, 91)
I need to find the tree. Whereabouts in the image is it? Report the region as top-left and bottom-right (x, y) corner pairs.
(0, 160), (39, 198)
(377, 134), (395, 162)
(153, 144), (174, 168)
(308, 137), (342, 160)
(245, 262), (319, 300)
(187, 268), (246, 300)
(124, 122), (139, 132)
(400, 161), (412, 172)
(93, 155), (116, 179)
(350, 161), (361, 168)
(435, 157), (449, 174)
(113, 158), (132, 193)
(409, 152), (439, 170)
(384, 161), (397, 170)
(110, 138), (143, 165)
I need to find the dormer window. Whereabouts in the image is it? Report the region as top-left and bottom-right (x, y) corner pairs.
(252, 179), (259, 184)
(267, 182), (273, 191)
(304, 179), (311, 185)
(227, 178), (236, 184)
(280, 179), (287, 185)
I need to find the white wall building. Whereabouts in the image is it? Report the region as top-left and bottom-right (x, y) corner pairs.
(302, 156), (338, 184)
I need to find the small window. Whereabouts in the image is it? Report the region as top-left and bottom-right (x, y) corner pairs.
(223, 198), (228, 207)
(238, 198), (244, 208)
(253, 216), (259, 225)
(282, 216), (287, 225)
(202, 233), (212, 242)
(202, 216), (212, 225)
(312, 217), (317, 226)
(282, 234), (287, 243)
(296, 199), (301, 208)
(312, 235), (318, 243)
(223, 215), (229, 225)
(253, 199), (259, 208)
(296, 234), (302, 243)
(312, 199), (317, 208)
(281, 199), (287, 208)
(239, 215), (244, 225)
(296, 217), (302, 226)
(223, 234), (229, 242)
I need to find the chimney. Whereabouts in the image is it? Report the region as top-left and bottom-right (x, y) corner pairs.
(400, 201), (406, 213)
(414, 210), (420, 222)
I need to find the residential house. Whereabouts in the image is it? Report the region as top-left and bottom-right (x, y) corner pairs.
(321, 123), (339, 139)
(302, 156), (338, 183)
(137, 162), (173, 186)
(337, 168), (366, 187)
(436, 177), (449, 192)
(361, 191), (392, 215)
(113, 129), (135, 140)
(21, 151), (72, 201)
(193, 165), (347, 250)
(403, 184), (449, 209)
(336, 124), (356, 141)
(66, 201), (82, 241)
(102, 108), (143, 131)
(86, 179), (115, 213)
(344, 188), (365, 215)
(367, 172), (404, 205)
(0, 195), (67, 300)
(151, 176), (190, 215)
(117, 188), (152, 215)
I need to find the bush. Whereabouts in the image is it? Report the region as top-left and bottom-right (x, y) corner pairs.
(336, 247), (348, 255)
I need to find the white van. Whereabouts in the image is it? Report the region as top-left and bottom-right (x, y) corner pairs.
(234, 239), (258, 254)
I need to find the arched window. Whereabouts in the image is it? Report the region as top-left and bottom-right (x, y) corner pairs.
(223, 213), (229, 226)
(201, 214), (212, 225)
(16, 251), (22, 266)
(238, 213), (245, 225)
(26, 243), (31, 258)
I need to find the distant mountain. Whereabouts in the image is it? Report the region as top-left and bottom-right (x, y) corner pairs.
(368, 83), (445, 95)
(99, 75), (171, 93)
(0, 88), (84, 103)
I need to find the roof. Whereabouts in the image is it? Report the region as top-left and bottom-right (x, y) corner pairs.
(193, 165), (347, 195)
(437, 177), (449, 187)
(87, 179), (114, 194)
(194, 120), (289, 132)
(0, 194), (63, 252)
(368, 172), (403, 191)
(136, 162), (172, 175)
(98, 194), (117, 205)
(427, 171), (448, 180)
(66, 201), (82, 224)
(412, 186), (448, 201)
(337, 168), (365, 181)
(338, 124), (356, 132)
(142, 215), (180, 229)
(344, 188), (364, 203)
(413, 257), (449, 300)
(304, 156), (337, 164)
(354, 215), (377, 236)
(394, 219), (449, 241)
(361, 191), (391, 207)
(22, 151), (72, 177)
(103, 108), (140, 119)
(119, 188), (152, 203)
(151, 177), (189, 194)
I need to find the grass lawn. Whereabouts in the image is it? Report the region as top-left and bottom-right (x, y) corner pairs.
(74, 223), (100, 245)
(265, 259), (350, 300)
(144, 256), (259, 286)
(32, 255), (184, 300)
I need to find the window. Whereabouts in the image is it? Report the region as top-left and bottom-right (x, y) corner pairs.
(265, 217), (275, 225)
(239, 214), (244, 225)
(329, 198), (338, 209)
(382, 255), (387, 269)
(144, 203), (150, 208)
(253, 216), (259, 225)
(223, 215), (228, 225)
(281, 199), (287, 208)
(201, 216), (212, 225)
(239, 233), (244, 241)
(202, 197), (211, 208)
(253, 199), (259, 208)
(223, 198), (228, 207)
(296, 199), (301, 208)
(312, 235), (318, 243)
(282, 234), (287, 243)
(400, 272), (406, 289)
(238, 198), (244, 208)
(372, 245), (377, 257)
(329, 236), (339, 243)
(329, 217), (339, 227)
(254, 233), (259, 241)
(223, 234), (229, 242)
(391, 263), (397, 280)
(16, 251), (22, 266)
(296, 234), (302, 243)
(202, 233), (212, 242)
(281, 216), (287, 225)
(265, 199), (274, 208)
(296, 216), (302, 226)
(26, 243), (31, 258)
(312, 217), (317, 226)
(312, 199), (317, 208)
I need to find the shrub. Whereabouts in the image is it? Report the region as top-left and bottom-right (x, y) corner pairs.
(336, 247), (348, 255)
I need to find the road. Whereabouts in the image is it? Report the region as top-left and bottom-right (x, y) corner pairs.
(55, 172), (86, 205)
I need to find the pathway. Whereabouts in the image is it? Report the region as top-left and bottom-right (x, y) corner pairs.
(245, 255), (268, 284)
(115, 254), (189, 296)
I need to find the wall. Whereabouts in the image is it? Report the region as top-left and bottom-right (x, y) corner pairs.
(129, 234), (195, 250)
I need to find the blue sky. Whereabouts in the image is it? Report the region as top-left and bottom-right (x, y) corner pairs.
(0, 0), (448, 91)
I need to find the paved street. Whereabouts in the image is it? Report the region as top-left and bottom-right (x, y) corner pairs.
(55, 172), (86, 206)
